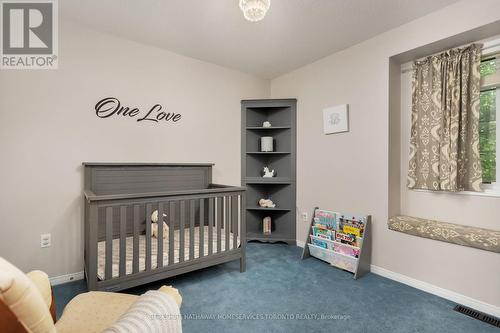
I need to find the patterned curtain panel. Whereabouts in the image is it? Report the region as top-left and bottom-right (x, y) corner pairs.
(407, 44), (483, 192)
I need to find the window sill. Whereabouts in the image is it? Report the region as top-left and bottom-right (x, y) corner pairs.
(411, 188), (500, 198)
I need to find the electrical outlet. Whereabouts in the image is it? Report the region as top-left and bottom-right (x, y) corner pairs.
(41, 233), (51, 248)
(302, 212), (308, 222)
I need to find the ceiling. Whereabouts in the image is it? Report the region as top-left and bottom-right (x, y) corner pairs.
(62, 0), (460, 79)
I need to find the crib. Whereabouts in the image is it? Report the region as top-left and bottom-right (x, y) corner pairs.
(83, 163), (246, 291)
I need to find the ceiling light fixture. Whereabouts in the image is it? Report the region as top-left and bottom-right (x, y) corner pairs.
(239, 0), (270, 22)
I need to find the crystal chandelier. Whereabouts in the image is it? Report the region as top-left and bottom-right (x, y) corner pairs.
(239, 0), (271, 22)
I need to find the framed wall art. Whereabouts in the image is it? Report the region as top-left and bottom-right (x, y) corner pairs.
(322, 104), (349, 134)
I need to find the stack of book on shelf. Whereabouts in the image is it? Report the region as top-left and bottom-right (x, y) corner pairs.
(304, 208), (371, 278)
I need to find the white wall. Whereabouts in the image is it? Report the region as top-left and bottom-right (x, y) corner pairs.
(271, 0), (500, 308)
(0, 20), (269, 277)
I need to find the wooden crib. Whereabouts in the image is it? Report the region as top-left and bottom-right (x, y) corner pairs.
(83, 163), (246, 291)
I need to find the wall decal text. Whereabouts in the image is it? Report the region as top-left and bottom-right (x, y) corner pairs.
(95, 97), (182, 123)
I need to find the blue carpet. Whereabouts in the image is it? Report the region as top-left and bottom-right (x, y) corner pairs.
(53, 243), (497, 332)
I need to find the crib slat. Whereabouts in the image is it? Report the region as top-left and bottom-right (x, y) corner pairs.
(189, 200), (195, 260)
(217, 197), (222, 253)
(105, 207), (113, 280)
(119, 206), (127, 277)
(232, 195), (238, 249)
(145, 204), (152, 271)
(199, 199), (204, 258)
(157, 202), (164, 268)
(169, 201), (175, 265)
(208, 197), (214, 255)
(179, 200), (185, 262)
(225, 197), (230, 251)
(133, 205), (140, 274)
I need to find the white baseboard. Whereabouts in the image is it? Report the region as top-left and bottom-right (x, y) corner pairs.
(296, 240), (305, 248)
(370, 265), (500, 318)
(49, 271), (84, 286)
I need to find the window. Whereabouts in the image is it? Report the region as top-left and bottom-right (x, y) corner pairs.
(479, 57), (500, 188)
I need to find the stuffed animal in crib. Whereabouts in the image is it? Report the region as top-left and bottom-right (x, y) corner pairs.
(258, 198), (276, 208)
(151, 210), (169, 238)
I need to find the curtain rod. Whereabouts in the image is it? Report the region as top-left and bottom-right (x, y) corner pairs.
(401, 41), (500, 74)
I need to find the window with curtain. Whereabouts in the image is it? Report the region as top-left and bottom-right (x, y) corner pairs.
(407, 44), (500, 193)
(407, 44), (483, 192)
(479, 57), (500, 189)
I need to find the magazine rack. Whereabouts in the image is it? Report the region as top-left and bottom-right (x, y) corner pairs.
(301, 207), (371, 279)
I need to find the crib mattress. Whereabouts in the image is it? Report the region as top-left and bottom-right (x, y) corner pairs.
(97, 226), (239, 280)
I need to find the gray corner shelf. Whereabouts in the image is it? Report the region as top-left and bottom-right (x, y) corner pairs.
(241, 99), (297, 245)
(246, 152), (291, 155)
(244, 177), (292, 184)
(246, 126), (291, 130)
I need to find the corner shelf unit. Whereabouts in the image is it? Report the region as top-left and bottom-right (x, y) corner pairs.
(241, 99), (297, 245)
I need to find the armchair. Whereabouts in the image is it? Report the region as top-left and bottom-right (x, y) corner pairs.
(0, 258), (182, 333)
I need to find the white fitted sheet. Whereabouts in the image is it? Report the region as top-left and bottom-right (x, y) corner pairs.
(97, 226), (239, 280)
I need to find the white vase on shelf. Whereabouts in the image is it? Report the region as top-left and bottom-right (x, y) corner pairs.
(260, 137), (273, 152)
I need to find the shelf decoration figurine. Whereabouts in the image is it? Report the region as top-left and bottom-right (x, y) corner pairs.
(263, 216), (272, 235)
(262, 166), (276, 178)
(259, 198), (276, 208)
(263, 121), (272, 128)
(260, 136), (274, 152)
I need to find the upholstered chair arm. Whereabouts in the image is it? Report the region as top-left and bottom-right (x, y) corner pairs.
(26, 271), (51, 309)
(0, 258), (56, 333)
(26, 271), (56, 323)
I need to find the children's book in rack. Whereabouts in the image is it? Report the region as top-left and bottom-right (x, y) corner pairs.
(301, 207), (371, 279)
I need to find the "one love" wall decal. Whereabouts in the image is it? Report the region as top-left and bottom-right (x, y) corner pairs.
(95, 97), (182, 123)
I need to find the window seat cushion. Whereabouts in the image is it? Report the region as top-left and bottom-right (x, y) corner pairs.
(388, 215), (500, 253)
